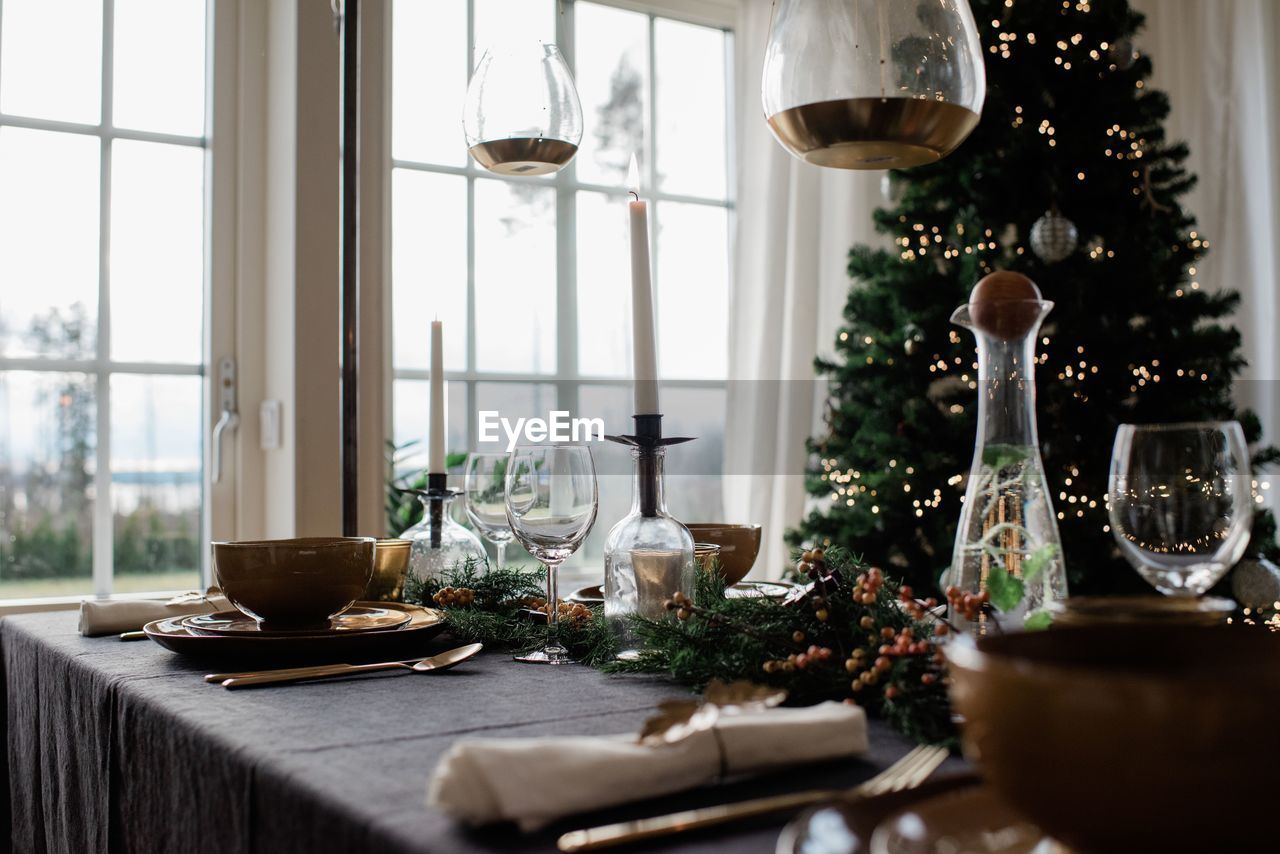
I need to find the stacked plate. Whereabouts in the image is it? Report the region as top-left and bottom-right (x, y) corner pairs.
(144, 601), (447, 658)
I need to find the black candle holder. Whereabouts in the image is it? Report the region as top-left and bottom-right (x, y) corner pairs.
(606, 414), (695, 517)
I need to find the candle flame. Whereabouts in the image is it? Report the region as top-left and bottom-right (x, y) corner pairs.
(627, 154), (640, 194)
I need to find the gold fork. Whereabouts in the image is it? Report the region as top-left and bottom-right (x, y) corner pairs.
(556, 743), (948, 852)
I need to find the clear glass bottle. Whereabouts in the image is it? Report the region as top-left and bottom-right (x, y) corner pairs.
(947, 297), (1067, 634)
(402, 491), (487, 584)
(604, 447), (696, 659)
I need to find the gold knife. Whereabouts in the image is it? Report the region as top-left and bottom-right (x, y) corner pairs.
(203, 658), (423, 683)
(557, 744), (948, 851)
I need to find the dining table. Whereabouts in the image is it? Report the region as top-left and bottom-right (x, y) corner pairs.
(0, 610), (958, 853)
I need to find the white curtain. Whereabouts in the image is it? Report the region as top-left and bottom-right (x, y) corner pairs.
(724, 0), (1280, 579)
(1134, 0), (1280, 450)
(723, 0), (885, 578)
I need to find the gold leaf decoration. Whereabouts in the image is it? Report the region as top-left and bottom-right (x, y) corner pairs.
(638, 680), (788, 746)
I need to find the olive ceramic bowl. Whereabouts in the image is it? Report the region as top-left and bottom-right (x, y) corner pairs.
(212, 537), (376, 629)
(945, 625), (1280, 852)
(685, 523), (762, 585)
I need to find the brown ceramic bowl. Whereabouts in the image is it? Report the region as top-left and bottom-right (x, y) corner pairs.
(212, 537), (376, 629)
(685, 524), (762, 585)
(946, 625), (1280, 852)
(365, 538), (412, 602)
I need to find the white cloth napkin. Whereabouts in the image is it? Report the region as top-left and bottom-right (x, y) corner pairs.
(78, 590), (232, 636)
(427, 701), (868, 830)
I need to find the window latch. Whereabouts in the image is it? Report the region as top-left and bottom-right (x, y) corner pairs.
(212, 357), (239, 484)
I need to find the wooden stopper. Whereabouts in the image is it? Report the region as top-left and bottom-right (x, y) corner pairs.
(969, 271), (1043, 339)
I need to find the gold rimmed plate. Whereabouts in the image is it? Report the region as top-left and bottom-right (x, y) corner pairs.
(778, 774), (982, 854)
(869, 784), (1060, 854)
(144, 602), (446, 660)
(184, 604), (412, 637)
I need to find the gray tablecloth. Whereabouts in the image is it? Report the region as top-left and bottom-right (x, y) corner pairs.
(1, 611), (943, 853)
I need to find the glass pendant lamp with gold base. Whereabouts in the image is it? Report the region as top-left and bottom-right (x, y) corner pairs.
(463, 41), (583, 176)
(762, 0), (986, 170)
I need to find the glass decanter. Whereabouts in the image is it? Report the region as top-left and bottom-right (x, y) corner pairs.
(604, 446), (696, 659)
(946, 276), (1067, 634)
(401, 485), (487, 584)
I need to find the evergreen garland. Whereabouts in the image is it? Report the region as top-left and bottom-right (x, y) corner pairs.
(404, 549), (956, 747)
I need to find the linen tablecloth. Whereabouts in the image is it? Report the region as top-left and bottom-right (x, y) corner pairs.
(0, 611), (945, 853)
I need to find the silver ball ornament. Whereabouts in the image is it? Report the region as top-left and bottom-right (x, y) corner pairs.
(1108, 36), (1138, 71)
(1030, 209), (1079, 264)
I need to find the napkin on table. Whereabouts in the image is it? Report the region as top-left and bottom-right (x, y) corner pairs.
(79, 589), (232, 636)
(427, 700), (868, 830)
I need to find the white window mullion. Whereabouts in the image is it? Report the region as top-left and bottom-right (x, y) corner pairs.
(92, 0), (117, 599)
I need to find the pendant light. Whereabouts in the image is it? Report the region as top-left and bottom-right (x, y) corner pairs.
(761, 0), (986, 170)
(463, 42), (583, 176)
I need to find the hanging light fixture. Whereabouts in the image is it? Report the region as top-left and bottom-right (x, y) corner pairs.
(762, 0), (986, 170)
(463, 41), (583, 176)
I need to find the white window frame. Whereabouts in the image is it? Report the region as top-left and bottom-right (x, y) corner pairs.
(0, 0), (240, 610)
(387, 0), (737, 456)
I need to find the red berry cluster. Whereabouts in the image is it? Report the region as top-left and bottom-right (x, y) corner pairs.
(945, 585), (989, 621)
(664, 591), (695, 621)
(897, 585), (947, 636)
(795, 548), (832, 621)
(763, 644), (834, 674)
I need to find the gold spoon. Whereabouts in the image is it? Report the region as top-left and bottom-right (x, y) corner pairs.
(216, 642), (483, 689)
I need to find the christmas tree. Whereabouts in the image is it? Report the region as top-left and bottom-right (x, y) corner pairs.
(789, 0), (1278, 596)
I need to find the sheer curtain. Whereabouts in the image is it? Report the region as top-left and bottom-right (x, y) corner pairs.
(1134, 0), (1280, 453)
(723, 0), (885, 578)
(724, 0), (1280, 579)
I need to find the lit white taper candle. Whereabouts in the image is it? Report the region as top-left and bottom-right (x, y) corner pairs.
(627, 154), (660, 415)
(429, 318), (446, 474)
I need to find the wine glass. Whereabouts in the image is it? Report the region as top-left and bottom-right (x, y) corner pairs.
(464, 453), (515, 570)
(1108, 421), (1252, 596)
(505, 444), (598, 664)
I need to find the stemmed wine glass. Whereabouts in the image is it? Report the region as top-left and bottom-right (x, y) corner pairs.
(505, 444), (598, 664)
(1108, 421), (1252, 596)
(464, 453), (516, 570)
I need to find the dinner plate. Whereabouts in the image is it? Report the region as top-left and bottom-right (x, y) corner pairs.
(567, 580), (796, 605)
(183, 604), (412, 637)
(777, 774), (978, 854)
(869, 784), (1060, 854)
(145, 602), (447, 660)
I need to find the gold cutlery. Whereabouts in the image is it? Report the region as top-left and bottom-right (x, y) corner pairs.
(203, 657), (425, 683)
(556, 743), (949, 852)
(213, 642), (483, 689)
(120, 631), (149, 641)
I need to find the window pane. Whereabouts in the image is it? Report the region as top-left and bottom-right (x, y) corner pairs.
(654, 19), (727, 199)
(474, 178), (556, 373)
(0, 371), (95, 598)
(392, 379), (468, 480)
(575, 190), (630, 377)
(0, 127), (100, 359)
(574, 2), (647, 187)
(392, 0), (467, 166)
(474, 0), (554, 55)
(572, 384), (631, 574)
(113, 0), (206, 136)
(475, 381), (557, 453)
(663, 385), (726, 522)
(110, 140), (204, 364)
(0, 0), (102, 124)
(392, 169), (468, 371)
(110, 374), (201, 593)
(656, 202), (728, 379)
